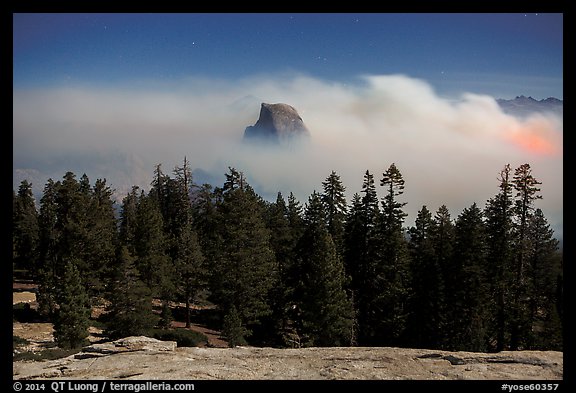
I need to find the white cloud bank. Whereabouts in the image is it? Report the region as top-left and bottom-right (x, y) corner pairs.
(13, 73), (563, 237)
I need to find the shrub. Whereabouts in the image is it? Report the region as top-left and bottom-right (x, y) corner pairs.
(149, 328), (208, 347)
(13, 335), (30, 347)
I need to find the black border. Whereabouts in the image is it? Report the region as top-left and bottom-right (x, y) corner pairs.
(8, 1), (571, 391)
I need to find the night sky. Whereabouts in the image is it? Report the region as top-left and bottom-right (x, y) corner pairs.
(12, 13), (564, 239)
(13, 13), (563, 98)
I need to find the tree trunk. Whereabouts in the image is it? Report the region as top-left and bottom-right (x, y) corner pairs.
(185, 295), (191, 328)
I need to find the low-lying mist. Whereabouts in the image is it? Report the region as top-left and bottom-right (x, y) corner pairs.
(13, 73), (563, 237)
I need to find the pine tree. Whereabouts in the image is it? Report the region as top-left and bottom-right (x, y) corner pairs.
(119, 186), (140, 254)
(509, 163), (542, 350)
(37, 178), (60, 316)
(133, 192), (173, 298)
(223, 305), (249, 347)
(53, 260), (91, 349)
(13, 180), (39, 275)
(406, 205), (444, 349)
(294, 192), (354, 347)
(211, 168), (278, 342)
(106, 246), (156, 339)
(343, 170), (381, 345)
(526, 209), (561, 349)
(484, 164), (515, 351)
(343, 193), (364, 285)
(264, 192), (299, 346)
(372, 163), (410, 346)
(282, 192), (307, 346)
(448, 203), (489, 351)
(321, 171), (347, 255)
(82, 178), (118, 295)
(174, 222), (206, 328)
(430, 205), (454, 348)
(287, 192), (305, 241)
(55, 172), (89, 268)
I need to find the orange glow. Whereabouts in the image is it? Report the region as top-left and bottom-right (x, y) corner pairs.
(506, 132), (557, 155)
(503, 120), (561, 156)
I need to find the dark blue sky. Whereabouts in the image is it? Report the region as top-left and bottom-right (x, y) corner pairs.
(13, 13), (563, 99)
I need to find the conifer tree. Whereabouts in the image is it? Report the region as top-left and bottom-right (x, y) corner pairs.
(509, 163), (542, 350)
(106, 246), (156, 339)
(343, 193), (364, 284)
(263, 192), (299, 346)
(174, 222), (206, 328)
(211, 168), (278, 342)
(287, 192), (305, 240)
(37, 178), (60, 316)
(372, 163), (410, 346)
(526, 209), (562, 349)
(13, 180), (39, 274)
(223, 305), (249, 347)
(484, 164), (515, 351)
(55, 172), (89, 267)
(448, 203), (489, 351)
(343, 170), (381, 345)
(294, 192), (354, 346)
(133, 192), (173, 297)
(430, 205), (454, 348)
(321, 171), (347, 254)
(406, 205), (444, 349)
(53, 260), (91, 349)
(119, 186), (140, 254)
(82, 178), (118, 295)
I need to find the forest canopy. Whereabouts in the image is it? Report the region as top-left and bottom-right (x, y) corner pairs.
(12, 161), (562, 351)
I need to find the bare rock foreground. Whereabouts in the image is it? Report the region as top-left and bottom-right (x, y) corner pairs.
(13, 336), (562, 380)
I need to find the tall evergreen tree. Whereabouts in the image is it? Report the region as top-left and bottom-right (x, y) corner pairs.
(134, 192), (173, 299)
(484, 164), (515, 351)
(119, 186), (140, 254)
(263, 192), (300, 346)
(37, 178), (60, 316)
(509, 163), (542, 350)
(106, 246), (156, 339)
(343, 170), (381, 345)
(321, 171), (347, 255)
(211, 168), (278, 343)
(343, 193), (364, 285)
(287, 192), (305, 236)
(525, 209), (562, 349)
(372, 163), (410, 346)
(191, 183), (222, 259)
(406, 206), (444, 349)
(13, 180), (39, 274)
(54, 172), (89, 267)
(430, 204), (454, 348)
(174, 222), (206, 328)
(53, 260), (91, 349)
(82, 178), (118, 295)
(294, 192), (354, 346)
(447, 203), (489, 351)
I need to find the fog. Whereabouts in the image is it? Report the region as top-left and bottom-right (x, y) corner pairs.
(13, 73), (563, 237)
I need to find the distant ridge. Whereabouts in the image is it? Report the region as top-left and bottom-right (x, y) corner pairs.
(496, 95), (563, 118)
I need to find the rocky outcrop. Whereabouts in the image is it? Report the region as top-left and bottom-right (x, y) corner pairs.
(13, 337), (562, 380)
(76, 336), (177, 359)
(243, 103), (310, 145)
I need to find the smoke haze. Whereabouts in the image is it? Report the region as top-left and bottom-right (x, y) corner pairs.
(13, 73), (563, 238)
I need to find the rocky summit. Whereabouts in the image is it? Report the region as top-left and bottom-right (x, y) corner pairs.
(13, 336), (562, 380)
(243, 103), (311, 145)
